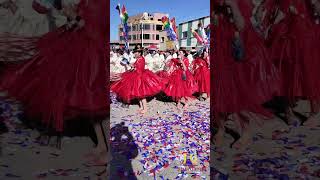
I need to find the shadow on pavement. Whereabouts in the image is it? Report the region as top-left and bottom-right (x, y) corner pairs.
(110, 122), (138, 179)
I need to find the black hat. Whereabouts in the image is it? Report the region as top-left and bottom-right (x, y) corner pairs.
(132, 45), (143, 53)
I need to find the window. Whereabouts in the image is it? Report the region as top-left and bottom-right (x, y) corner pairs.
(161, 37), (165, 42)
(120, 36), (123, 41)
(128, 35), (131, 40)
(182, 31), (188, 39)
(144, 24), (150, 30)
(140, 34), (142, 39)
(158, 19), (162, 21)
(127, 26), (131, 32)
(133, 35), (136, 40)
(156, 35), (159, 40)
(132, 25), (136, 31)
(119, 28), (123, 32)
(150, 18), (154, 20)
(143, 34), (150, 39)
(156, 25), (162, 31)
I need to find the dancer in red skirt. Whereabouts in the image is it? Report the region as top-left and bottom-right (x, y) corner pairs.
(304, 0), (320, 127)
(212, 0), (279, 148)
(0, 0), (109, 166)
(111, 46), (164, 114)
(156, 51), (175, 84)
(264, 0), (320, 126)
(302, 0), (320, 127)
(163, 49), (197, 110)
(192, 50), (210, 101)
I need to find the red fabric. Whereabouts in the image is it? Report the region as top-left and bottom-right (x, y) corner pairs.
(111, 56), (164, 102)
(0, 0), (108, 132)
(267, 0), (319, 100)
(156, 70), (169, 85)
(156, 70), (169, 79)
(163, 58), (197, 101)
(192, 57), (210, 95)
(212, 0), (280, 126)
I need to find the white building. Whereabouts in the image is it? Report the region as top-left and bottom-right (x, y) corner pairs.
(178, 16), (210, 50)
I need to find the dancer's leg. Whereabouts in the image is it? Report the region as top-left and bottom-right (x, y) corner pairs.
(212, 113), (226, 146)
(304, 100), (320, 127)
(232, 112), (253, 150)
(140, 98), (147, 114)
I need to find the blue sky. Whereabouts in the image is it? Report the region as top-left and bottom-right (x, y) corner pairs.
(110, 0), (210, 41)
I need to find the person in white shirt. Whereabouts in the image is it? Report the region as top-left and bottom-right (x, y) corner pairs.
(198, 22), (208, 43)
(110, 50), (127, 74)
(172, 52), (178, 59)
(0, 0), (66, 36)
(150, 50), (161, 72)
(144, 51), (153, 70)
(159, 51), (165, 62)
(153, 51), (159, 58)
(165, 51), (172, 62)
(187, 51), (194, 64)
(159, 51), (172, 71)
(129, 51), (134, 59)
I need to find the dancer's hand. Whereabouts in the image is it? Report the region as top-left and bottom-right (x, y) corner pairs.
(274, 10), (285, 24)
(289, 5), (298, 14)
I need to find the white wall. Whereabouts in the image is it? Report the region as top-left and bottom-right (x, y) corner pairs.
(181, 23), (188, 32)
(204, 17), (210, 27)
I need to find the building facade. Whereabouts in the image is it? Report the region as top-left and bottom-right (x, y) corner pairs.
(118, 13), (168, 49)
(158, 30), (176, 51)
(178, 16), (210, 50)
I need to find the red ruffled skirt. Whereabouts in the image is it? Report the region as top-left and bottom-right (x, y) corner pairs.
(0, 27), (108, 132)
(111, 69), (164, 102)
(269, 15), (319, 100)
(213, 16), (279, 121)
(193, 66), (210, 95)
(156, 70), (169, 85)
(303, 23), (320, 100)
(163, 69), (197, 101)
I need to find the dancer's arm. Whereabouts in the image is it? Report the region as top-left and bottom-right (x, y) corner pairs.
(274, 9), (285, 24)
(127, 63), (134, 69)
(225, 0), (245, 31)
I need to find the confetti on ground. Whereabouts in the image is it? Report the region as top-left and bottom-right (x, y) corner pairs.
(0, 97), (107, 179)
(110, 92), (210, 179)
(210, 100), (320, 179)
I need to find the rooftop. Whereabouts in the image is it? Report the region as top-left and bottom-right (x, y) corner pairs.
(178, 16), (210, 25)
